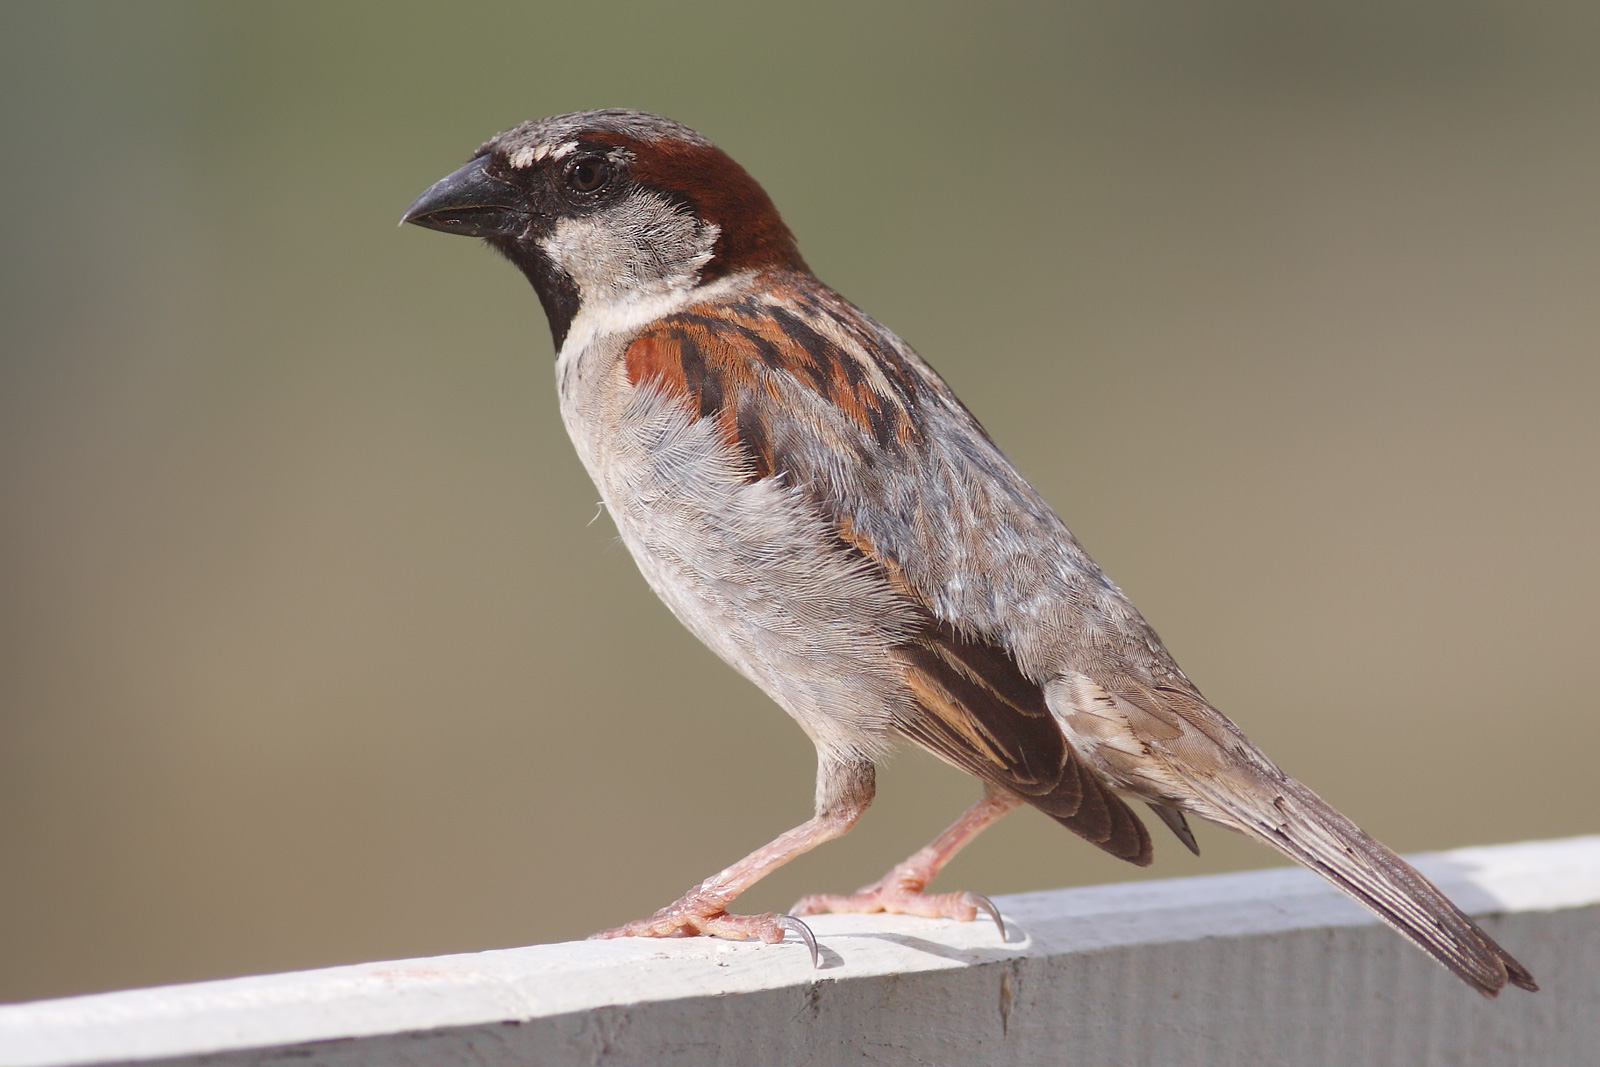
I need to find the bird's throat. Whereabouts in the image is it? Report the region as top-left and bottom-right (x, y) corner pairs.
(492, 237), (581, 352)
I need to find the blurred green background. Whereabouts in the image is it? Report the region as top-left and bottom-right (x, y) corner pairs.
(2, 1), (1597, 1003)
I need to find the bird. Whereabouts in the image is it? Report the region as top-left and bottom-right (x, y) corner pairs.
(402, 108), (1537, 997)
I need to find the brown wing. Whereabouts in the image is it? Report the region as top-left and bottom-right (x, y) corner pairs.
(621, 281), (1152, 865)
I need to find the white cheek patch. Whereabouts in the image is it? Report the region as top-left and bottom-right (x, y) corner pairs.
(540, 188), (719, 309)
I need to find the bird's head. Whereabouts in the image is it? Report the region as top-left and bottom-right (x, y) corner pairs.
(402, 109), (805, 350)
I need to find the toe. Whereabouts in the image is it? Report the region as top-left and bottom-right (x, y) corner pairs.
(787, 886), (1005, 936)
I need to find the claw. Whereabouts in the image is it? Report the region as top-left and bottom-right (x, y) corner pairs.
(775, 913), (820, 968)
(969, 894), (1006, 940)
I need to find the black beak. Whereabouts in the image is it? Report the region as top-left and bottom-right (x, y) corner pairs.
(401, 156), (529, 238)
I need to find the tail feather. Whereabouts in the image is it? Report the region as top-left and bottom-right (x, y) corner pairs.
(1190, 771), (1536, 997)
(1148, 801), (1201, 856)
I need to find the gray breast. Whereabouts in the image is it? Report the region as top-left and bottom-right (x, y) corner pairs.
(558, 354), (919, 763)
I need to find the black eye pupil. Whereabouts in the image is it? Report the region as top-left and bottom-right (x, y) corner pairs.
(570, 159), (606, 193)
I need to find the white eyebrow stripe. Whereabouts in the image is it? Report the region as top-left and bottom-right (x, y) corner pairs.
(508, 140), (581, 169)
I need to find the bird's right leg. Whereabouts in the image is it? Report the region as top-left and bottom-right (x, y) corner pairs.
(591, 755), (874, 957)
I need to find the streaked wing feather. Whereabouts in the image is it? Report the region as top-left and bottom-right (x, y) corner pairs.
(898, 620), (1151, 864)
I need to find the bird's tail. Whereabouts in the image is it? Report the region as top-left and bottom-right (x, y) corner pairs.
(1186, 768), (1537, 997)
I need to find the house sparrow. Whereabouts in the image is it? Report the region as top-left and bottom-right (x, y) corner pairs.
(402, 109), (1536, 997)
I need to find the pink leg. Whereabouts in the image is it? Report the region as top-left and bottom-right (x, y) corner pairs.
(792, 785), (1020, 930)
(592, 758), (874, 954)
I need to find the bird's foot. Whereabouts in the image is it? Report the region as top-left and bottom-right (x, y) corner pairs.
(590, 892), (819, 965)
(791, 869), (1006, 938)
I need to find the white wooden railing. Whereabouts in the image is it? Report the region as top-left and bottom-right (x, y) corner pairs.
(2, 835), (1597, 1067)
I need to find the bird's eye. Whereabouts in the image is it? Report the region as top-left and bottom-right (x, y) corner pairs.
(566, 157), (610, 194)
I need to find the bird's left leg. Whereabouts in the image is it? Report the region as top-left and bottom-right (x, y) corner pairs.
(791, 784), (1020, 932)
